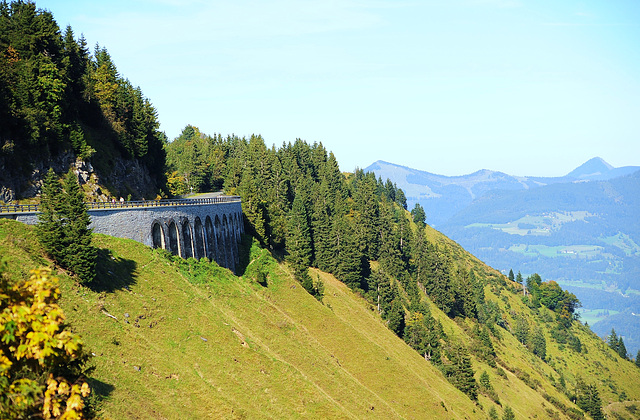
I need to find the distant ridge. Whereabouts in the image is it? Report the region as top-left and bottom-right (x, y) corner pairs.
(364, 158), (640, 226)
(566, 157), (639, 181)
(365, 157), (640, 357)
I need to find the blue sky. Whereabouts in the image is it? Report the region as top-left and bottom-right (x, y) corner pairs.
(37, 0), (640, 176)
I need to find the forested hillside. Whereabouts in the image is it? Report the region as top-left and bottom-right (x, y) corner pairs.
(163, 126), (640, 418)
(2, 2), (640, 418)
(366, 159), (640, 357)
(0, 1), (166, 202)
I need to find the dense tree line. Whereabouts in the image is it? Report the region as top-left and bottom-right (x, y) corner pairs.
(165, 128), (494, 399)
(0, 1), (166, 194)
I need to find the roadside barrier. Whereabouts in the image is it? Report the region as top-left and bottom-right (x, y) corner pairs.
(0, 196), (241, 213)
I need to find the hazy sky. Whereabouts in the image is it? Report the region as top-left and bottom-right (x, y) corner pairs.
(36, 0), (640, 176)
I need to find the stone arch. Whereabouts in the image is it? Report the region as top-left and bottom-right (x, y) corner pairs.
(151, 220), (165, 250)
(193, 217), (205, 259)
(205, 216), (215, 261)
(223, 214), (234, 270)
(181, 218), (193, 259)
(167, 219), (180, 256)
(233, 213), (241, 241)
(215, 215), (225, 267)
(229, 213), (240, 266)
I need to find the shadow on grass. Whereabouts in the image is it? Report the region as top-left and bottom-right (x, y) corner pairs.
(85, 377), (115, 417)
(89, 248), (137, 292)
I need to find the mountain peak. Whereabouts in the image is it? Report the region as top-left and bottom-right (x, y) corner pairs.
(567, 157), (614, 180)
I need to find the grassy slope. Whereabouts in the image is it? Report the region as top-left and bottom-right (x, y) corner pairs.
(1, 220), (476, 418)
(2, 218), (640, 419)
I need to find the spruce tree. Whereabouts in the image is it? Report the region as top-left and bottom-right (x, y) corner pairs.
(37, 169), (65, 262)
(488, 406), (499, 420)
(387, 299), (405, 337)
(576, 379), (604, 420)
(445, 344), (478, 400)
(333, 216), (364, 291)
(530, 326), (547, 360)
(502, 406), (515, 420)
(636, 350), (640, 368)
(617, 336), (628, 360)
(607, 329), (619, 354)
(37, 169), (96, 283)
(62, 170), (96, 283)
(515, 271), (523, 284)
(410, 203), (426, 227)
(286, 194), (312, 285)
(508, 269), (515, 282)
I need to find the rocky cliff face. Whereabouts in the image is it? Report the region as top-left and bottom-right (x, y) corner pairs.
(0, 152), (161, 203)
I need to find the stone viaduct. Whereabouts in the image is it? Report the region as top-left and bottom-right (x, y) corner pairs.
(0, 196), (244, 271)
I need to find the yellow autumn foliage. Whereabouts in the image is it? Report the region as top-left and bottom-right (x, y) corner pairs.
(0, 267), (91, 419)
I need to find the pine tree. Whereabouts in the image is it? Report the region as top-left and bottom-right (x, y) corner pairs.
(607, 328), (620, 354)
(502, 406), (515, 420)
(513, 315), (529, 345)
(37, 169), (65, 261)
(287, 194), (312, 268)
(530, 326), (547, 360)
(411, 203), (426, 227)
(37, 169), (96, 283)
(488, 406), (499, 420)
(61, 170), (96, 283)
(508, 269), (515, 282)
(617, 336), (628, 360)
(444, 344), (478, 400)
(636, 350), (640, 368)
(576, 378), (604, 420)
(333, 216), (365, 291)
(387, 299), (405, 337)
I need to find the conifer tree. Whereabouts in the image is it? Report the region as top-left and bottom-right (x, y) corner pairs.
(286, 194), (312, 287)
(617, 336), (628, 360)
(636, 350), (640, 368)
(488, 406), (499, 420)
(508, 269), (515, 282)
(607, 328), (620, 355)
(387, 299), (405, 337)
(411, 203), (426, 227)
(61, 170), (96, 283)
(37, 169), (96, 283)
(513, 315), (529, 345)
(502, 406), (515, 420)
(37, 169), (65, 262)
(333, 216), (365, 290)
(530, 326), (547, 360)
(575, 378), (604, 420)
(444, 344), (478, 400)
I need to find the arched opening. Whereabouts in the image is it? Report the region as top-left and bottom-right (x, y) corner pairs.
(230, 213), (239, 266)
(168, 220), (179, 256)
(194, 217), (205, 259)
(152, 221), (165, 250)
(205, 216), (215, 261)
(223, 214), (233, 270)
(215, 215), (225, 267)
(182, 219), (193, 259)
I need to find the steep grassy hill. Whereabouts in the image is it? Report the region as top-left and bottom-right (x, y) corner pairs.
(2, 219), (640, 419)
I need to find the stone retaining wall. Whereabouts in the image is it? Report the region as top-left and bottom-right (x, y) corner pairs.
(1, 200), (244, 271)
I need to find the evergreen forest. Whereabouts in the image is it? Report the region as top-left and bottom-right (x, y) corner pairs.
(0, 1), (166, 200)
(1, 2), (640, 419)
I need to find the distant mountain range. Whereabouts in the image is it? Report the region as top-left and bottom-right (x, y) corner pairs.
(365, 157), (640, 355)
(365, 157), (640, 226)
